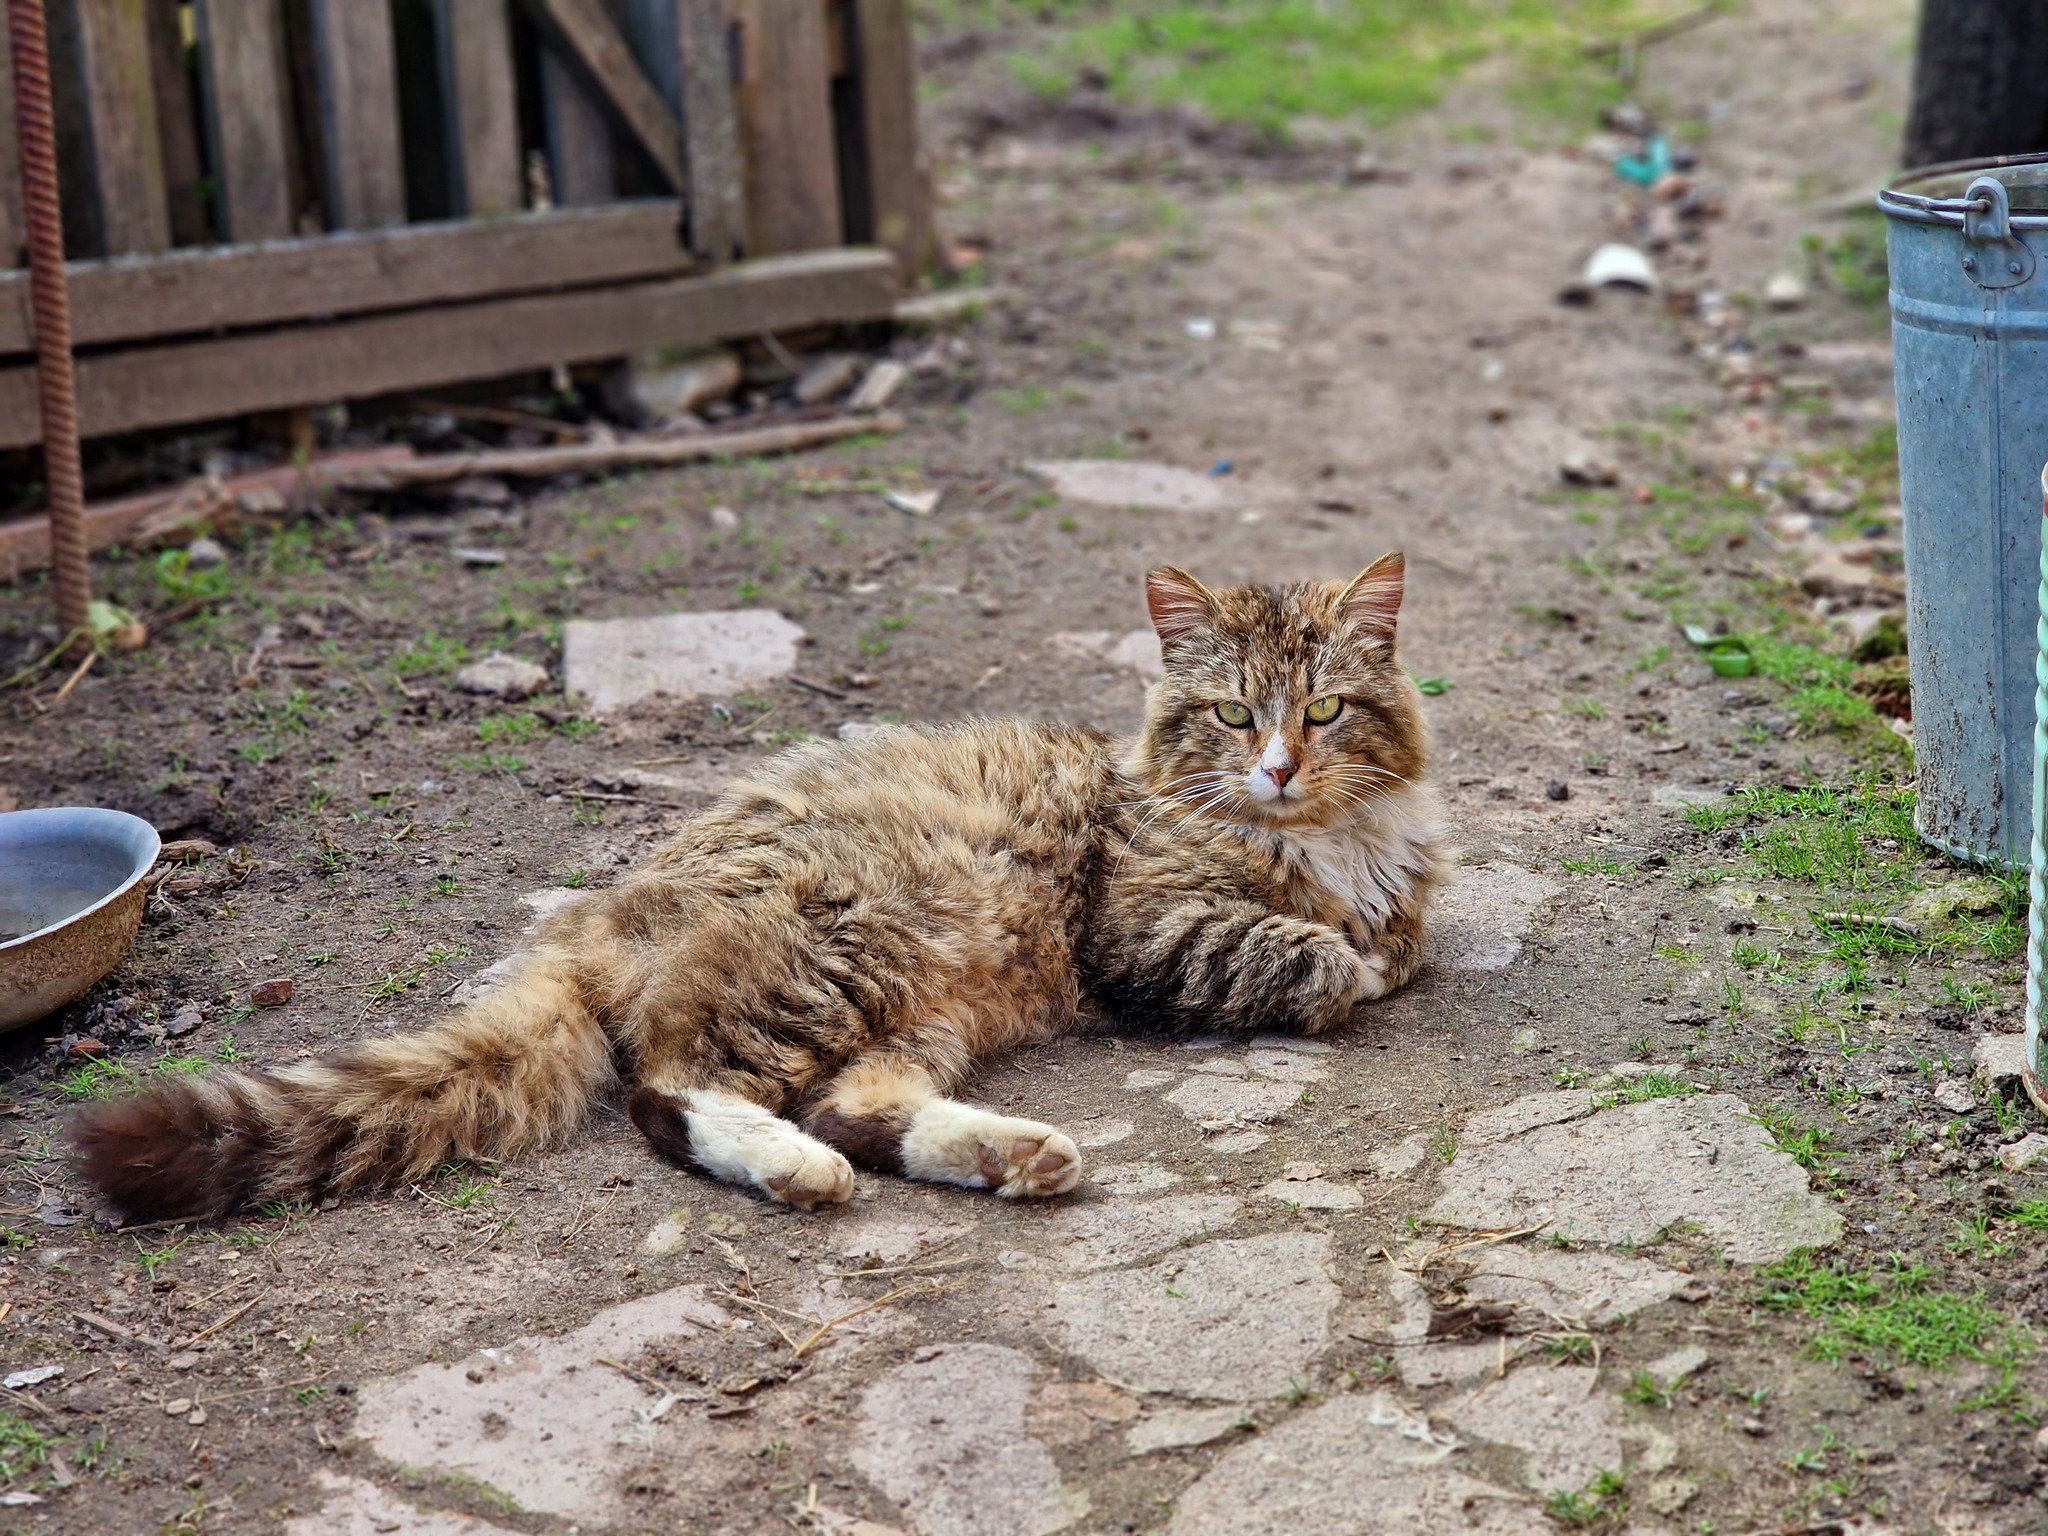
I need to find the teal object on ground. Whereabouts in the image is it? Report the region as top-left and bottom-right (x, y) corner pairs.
(1614, 134), (1670, 187)
(1881, 155), (2048, 867)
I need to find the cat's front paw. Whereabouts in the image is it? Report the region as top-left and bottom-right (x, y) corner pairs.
(1349, 952), (1392, 1004)
(978, 1128), (1083, 1199)
(758, 1140), (855, 1209)
(902, 1101), (1084, 1198)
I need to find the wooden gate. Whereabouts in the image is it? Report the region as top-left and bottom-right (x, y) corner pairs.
(0, 0), (926, 451)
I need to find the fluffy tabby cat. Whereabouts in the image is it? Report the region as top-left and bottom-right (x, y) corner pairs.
(75, 555), (1446, 1218)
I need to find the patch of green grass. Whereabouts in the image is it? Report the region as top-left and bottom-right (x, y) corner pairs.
(1755, 1250), (2022, 1372)
(1560, 855), (1629, 877)
(1747, 1105), (1837, 1174)
(0, 1410), (52, 1487)
(1745, 635), (1889, 740)
(151, 547), (234, 606)
(1620, 1370), (1674, 1409)
(390, 632), (471, 679)
(1812, 909), (1928, 961)
(2010, 1200), (2048, 1231)
(476, 712), (545, 748)
(1596, 1071), (1698, 1107)
(133, 1232), (188, 1280)
(1803, 212), (1889, 307)
(1542, 1468), (1628, 1529)
(1543, 1332), (1595, 1365)
(1686, 781), (1918, 890)
(1010, 0), (1646, 140)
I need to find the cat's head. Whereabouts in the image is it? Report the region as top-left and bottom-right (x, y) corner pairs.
(1131, 554), (1427, 829)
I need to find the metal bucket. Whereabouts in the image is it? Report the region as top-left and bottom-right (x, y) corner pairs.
(1881, 154), (2048, 866)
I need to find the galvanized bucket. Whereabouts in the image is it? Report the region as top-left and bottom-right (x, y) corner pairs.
(1881, 154), (2048, 866)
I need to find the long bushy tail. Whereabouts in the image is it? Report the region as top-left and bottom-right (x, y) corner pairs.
(72, 954), (614, 1221)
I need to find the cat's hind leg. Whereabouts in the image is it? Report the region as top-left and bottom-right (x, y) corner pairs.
(628, 1080), (853, 1210)
(804, 1054), (1082, 1199)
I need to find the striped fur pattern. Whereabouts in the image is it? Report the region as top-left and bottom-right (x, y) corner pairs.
(73, 556), (1445, 1220)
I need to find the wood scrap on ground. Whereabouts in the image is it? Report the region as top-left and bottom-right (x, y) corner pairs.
(335, 411), (905, 489)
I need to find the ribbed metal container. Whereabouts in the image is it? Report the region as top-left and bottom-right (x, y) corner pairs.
(1882, 154), (2048, 866)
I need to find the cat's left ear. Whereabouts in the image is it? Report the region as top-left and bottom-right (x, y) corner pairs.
(1147, 566), (1220, 644)
(1337, 552), (1404, 640)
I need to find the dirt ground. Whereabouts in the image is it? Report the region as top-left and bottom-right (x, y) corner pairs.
(3, 1), (2047, 1533)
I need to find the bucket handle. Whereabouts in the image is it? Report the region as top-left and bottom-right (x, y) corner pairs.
(1959, 177), (2036, 288)
(1879, 183), (2048, 232)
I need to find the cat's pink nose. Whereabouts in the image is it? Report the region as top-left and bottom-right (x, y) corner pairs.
(1268, 764), (1294, 788)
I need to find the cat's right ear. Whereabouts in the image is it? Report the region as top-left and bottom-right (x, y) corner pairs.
(1146, 567), (1219, 644)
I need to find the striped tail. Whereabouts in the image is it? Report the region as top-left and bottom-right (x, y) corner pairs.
(71, 954), (613, 1221)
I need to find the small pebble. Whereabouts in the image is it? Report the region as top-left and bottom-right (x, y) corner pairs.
(1545, 780), (1570, 802)
(249, 978), (294, 1008)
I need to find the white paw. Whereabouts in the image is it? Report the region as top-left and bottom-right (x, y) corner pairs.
(682, 1090), (853, 1210)
(902, 1101), (1084, 1199)
(1351, 952), (1391, 1003)
(756, 1138), (855, 1209)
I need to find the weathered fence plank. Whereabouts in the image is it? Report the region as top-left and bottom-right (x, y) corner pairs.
(539, 42), (619, 205)
(0, 247), (896, 447)
(0, 202), (694, 354)
(678, 0), (744, 260)
(734, 0), (840, 254)
(194, 0), (296, 241)
(309, 0), (407, 229)
(432, 0), (524, 217)
(72, 0), (170, 254)
(142, 1), (210, 246)
(0, 23), (21, 267)
(853, 0), (923, 277)
(524, 0), (684, 193)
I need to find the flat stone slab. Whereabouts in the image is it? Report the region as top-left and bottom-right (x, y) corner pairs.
(1369, 1135), (1429, 1177)
(1047, 1195), (1242, 1271)
(285, 1472), (518, 1536)
(562, 608), (805, 714)
(1072, 1117), (1134, 1148)
(853, 1344), (1079, 1536)
(1165, 1075), (1303, 1127)
(1028, 459), (1230, 512)
(1047, 629), (1165, 679)
(1243, 1047), (1328, 1082)
(1460, 1242), (1689, 1328)
(1451, 1365), (1620, 1494)
(1127, 1404), (1248, 1454)
(352, 1284), (732, 1524)
(1428, 1093), (1843, 1262)
(1047, 1232), (1336, 1400)
(1429, 864), (1563, 972)
(1258, 1175), (1364, 1210)
(1091, 1161), (1182, 1195)
(1168, 1392), (1544, 1535)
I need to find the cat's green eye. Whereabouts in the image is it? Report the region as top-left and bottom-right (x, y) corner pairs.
(1305, 694), (1343, 725)
(1215, 701), (1254, 728)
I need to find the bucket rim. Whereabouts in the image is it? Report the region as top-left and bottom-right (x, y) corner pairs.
(1884, 151), (2048, 225)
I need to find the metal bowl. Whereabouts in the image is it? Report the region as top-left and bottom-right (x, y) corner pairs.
(0, 808), (160, 1032)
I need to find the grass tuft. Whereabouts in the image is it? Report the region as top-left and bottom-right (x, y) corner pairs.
(1755, 1250), (2021, 1371)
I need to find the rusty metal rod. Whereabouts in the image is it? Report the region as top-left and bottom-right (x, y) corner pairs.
(6, 0), (90, 645)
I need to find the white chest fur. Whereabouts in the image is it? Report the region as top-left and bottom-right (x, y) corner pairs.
(1251, 786), (1443, 930)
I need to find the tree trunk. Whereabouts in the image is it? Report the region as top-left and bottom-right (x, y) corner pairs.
(1904, 0), (2048, 168)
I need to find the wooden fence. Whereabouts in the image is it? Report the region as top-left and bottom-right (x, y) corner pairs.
(0, 0), (927, 451)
